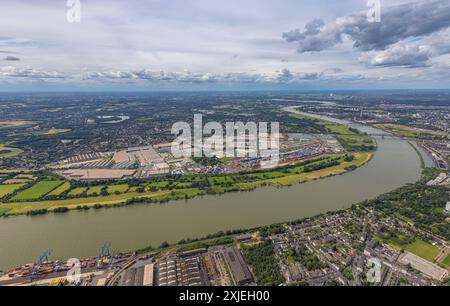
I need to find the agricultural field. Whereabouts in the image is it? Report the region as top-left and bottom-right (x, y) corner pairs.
(3, 179), (31, 184)
(145, 181), (170, 189)
(0, 120), (34, 129)
(2, 174), (35, 185)
(107, 184), (129, 193)
(128, 186), (143, 192)
(0, 144), (23, 158)
(0, 170), (31, 174)
(11, 179), (63, 201)
(373, 124), (447, 139)
(0, 189), (171, 216)
(45, 129), (71, 135)
(86, 186), (105, 196)
(239, 153), (372, 188)
(47, 182), (71, 196)
(0, 184), (26, 198)
(67, 187), (89, 196)
(14, 174), (36, 180)
(175, 182), (197, 188)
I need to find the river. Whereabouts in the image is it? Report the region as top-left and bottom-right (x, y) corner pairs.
(0, 108), (430, 270)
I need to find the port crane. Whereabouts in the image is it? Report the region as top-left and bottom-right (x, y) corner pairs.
(37, 249), (52, 265)
(99, 242), (111, 258)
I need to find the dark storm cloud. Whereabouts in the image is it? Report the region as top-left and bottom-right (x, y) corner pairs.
(283, 0), (450, 53)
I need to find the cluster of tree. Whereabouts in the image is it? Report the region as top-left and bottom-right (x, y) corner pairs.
(362, 168), (450, 240)
(338, 137), (375, 152)
(348, 127), (361, 135)
(53, 207), (69, 213)
(26, 209), (48, 216)
(242, 241), (284, 286)
(259, 224), (285, 238)
(136, 228), (251, 254)
(176, 237), (235, 253)
(357, 144), (376, 152)
(377, 226), (415, 246)
(1, 182), (32, 202)
(344, 165), (358, 171)
(344, 154), (355, 162)
(303, 160), (340, 172)
(267, 112), (327, 134)
(286, 245), (327, 271)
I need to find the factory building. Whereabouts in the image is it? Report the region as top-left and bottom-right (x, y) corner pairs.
(121, 262), (154, 286)
(156, 249), (210, 286)
(223, 247), (253, 285)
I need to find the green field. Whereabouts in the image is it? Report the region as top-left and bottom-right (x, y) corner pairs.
(442, 254), (450, 267)
(107, 184), (129, 193)
(405, 240), (440, 261)
(3, 179), (31, 184)
(0, 184), (26, 198)
(11, 180), (63, 201)
(145, 181), (169, 189)
(0, 170), (31, 174)
(14, 174), (35, 180)
(0, 145), (23, 158)
(87, 186), (105, 196)
(1, 189), (172, 216)
(47, 182), (71, 196)
(374, 124), (446, 139)
(239, 152), (372, 188)
(128, 186), (142, 192)
(390, 239), (440, 262)
(67, 187), (89, 196)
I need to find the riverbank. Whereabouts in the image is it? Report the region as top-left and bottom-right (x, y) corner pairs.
(0, 111), (423, 270)
(0, 153), (372, 217)
(0, 111), (376, 217)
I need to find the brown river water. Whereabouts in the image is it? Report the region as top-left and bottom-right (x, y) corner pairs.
(0, 109), (427, 270)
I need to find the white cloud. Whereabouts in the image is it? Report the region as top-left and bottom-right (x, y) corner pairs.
(359, 44), (432, 68)
(0, 0), (448, 89)
(0, 66), (65, 79)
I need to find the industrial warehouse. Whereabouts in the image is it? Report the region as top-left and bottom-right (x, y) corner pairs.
(52, 145), (171, 181)
(49, 133), (343, 182)
(117, 246), (255, 287)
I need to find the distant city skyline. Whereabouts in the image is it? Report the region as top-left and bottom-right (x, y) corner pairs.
(1, 0), (450, 91)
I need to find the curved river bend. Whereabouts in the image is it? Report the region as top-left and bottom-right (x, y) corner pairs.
(0, 109), (428, 270)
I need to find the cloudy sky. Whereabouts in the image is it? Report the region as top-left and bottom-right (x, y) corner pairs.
(0, 0), (450, 91)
